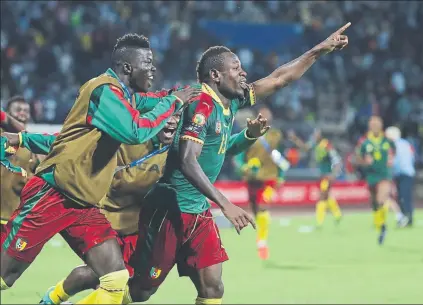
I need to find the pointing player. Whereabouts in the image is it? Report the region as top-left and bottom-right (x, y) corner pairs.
(0, 33), (198, 305)
(128, 23), (351, 305)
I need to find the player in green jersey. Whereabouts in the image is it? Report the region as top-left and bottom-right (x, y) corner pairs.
(289, 129), (342, 228)
(127, 23), (351, 305)
(355, 116), (402, 244)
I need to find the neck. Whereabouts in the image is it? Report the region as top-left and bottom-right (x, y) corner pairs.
(115, 71), (135, 95)
(370, 131), (381, 137)
(206, 83), (231, 108)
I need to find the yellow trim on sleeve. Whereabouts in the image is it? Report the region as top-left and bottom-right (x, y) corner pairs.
(180, 135), (204, 145)
(248, 84), (256, 106)
(18, 132), (23, 147)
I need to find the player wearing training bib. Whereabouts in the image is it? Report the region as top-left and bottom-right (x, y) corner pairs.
(1, 112), (180, 305)
(0, 34), (199, 305)
(289, 129), (342, 228)
(355, 116), (401, 244)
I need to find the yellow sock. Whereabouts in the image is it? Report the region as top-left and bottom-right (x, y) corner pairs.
(76, 290), (99, 304)
(327, 197), (342, 220)
(1, 277), (10, 290)
(316, 200), (327, 226)
(256, 210), (270, 245)
(49, 280), (70, 304)
(195, 297), (222, 304)
(122, 284), (133, 305)
(76, 269), (129, 304)
(373, 208), (385, 230)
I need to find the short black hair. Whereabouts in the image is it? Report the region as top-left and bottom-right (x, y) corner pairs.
(196, 46), (231, 83)
(112, 33), (150, 65)
(6, 95), (27, 111)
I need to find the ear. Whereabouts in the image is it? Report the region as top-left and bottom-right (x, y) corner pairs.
(210, 69), (220, 84)
(123, 62), (132, 75)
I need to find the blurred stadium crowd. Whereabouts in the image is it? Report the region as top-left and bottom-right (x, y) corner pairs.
(1, 1), (422, 177)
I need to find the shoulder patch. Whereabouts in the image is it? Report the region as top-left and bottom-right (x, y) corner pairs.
(192, 113), (206, 126)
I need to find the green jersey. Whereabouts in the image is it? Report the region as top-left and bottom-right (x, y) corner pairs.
(308, 138), (342, 176)
(151, 83), (257, 214)
(358, 133), (395, 185)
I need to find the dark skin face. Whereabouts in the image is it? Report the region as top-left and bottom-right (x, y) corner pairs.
(209, 52), (248, 104)
(157, 113), (181, 145)
(8, 101), (30, 125)
(116, 48), (156, 94)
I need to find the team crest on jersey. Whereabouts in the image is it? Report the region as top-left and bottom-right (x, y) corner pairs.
(150, 267), (162, 279)
(15, 238), (27, 251)
(192, 113), (206, 126)
(366, 144), (373, 152)
(216, 121), (221, 134)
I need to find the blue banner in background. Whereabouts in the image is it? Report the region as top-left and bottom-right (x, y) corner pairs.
(198, 20), (304, 53)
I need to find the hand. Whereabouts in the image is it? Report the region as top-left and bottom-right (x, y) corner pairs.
(172, 87), (202, 105)
(221, 202), (256, 234)
(364, 155), (373, 166)
(246, 113), (271, 138)
(1, 132), (20, 146)
(316, 22), (351, 55)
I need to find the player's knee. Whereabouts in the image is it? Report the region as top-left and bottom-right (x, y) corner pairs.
(66, 265), (99, 294)
(199, 278), (224, 299)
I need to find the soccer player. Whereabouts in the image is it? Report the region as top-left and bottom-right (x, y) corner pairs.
(355, 116), (403, 244)
(1, 113), (268, 304)
(0, 33), (198, 305)
(1, 96), (38, 243)
(288, 129), (342, 228)
(233, 106), (290, 260)
(126, 23), (350, 305)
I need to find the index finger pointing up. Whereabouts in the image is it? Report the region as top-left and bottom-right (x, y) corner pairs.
(333, 22), (351, 35)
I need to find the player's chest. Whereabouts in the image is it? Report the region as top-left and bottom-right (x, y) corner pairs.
(207, 113), (234, 155)
(314, 146), (328, 161)
(364, 140), (390, 161)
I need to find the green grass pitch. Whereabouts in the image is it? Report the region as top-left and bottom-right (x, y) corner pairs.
(1, 210), (422, 304)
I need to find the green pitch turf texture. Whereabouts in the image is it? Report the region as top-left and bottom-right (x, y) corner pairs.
(1, 210), (422, 304)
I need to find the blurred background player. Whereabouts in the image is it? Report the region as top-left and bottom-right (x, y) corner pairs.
(385, 126), (416, 227)
(355, 116), (406, 244)
(233, 106), (290, 260)
(1, 96), (44, 228)
(288, 128), (342, 228)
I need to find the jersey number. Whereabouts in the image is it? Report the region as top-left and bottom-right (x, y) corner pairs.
(218, 133), (228, 154)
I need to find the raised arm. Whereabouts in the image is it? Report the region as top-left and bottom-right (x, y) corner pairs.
(252, 23), (351, 100)
(88, 84), (198, 145)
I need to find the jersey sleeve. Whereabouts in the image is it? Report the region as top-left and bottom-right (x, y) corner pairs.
(180, 94), (214, 145)
(235, 84), (257, 109)
(88, 84), (183, 145)
(19, 132), (57, 155)
(226, 129), (257, 155)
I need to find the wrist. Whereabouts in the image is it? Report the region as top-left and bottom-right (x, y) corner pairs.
(245, 129), (257, 140)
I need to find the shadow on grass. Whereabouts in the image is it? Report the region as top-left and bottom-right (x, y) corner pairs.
(263, 260), (316, 270)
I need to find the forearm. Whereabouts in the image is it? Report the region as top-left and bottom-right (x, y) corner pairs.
(252, 48), (321, 99)
(19, 132), (56, 155)
(291, 136), (310, 151)
(180, 157), (229, 208)
(226, 129), (257, 156)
